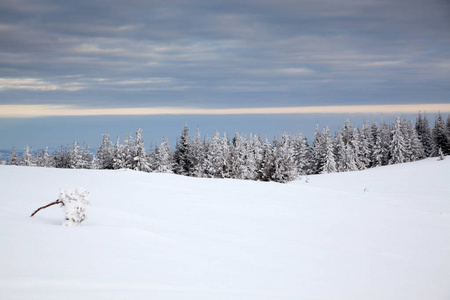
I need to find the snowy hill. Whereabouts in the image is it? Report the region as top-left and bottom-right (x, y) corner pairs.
(1, 158), (449, 300)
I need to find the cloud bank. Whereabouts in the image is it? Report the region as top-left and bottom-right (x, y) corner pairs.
(0, 0), (449, 109)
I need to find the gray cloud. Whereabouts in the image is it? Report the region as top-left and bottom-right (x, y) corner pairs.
(0, 0), (449, 108)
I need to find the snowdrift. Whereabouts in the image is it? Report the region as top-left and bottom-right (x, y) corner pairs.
(1, 158), (449, 300)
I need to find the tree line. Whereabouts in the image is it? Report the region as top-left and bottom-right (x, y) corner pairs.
(7, 112), (450, 183)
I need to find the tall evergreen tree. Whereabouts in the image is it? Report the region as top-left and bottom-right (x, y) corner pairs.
(259, 138), (274, 181)
(292, 134), (309, 175)
(10, 146), (19, 165)
(190, 128), (205, 177)
(20, 146), (34, 166)
(97, 134), (114, 169)
(321, 127), (337, 174)
(432, 113), (450, 155)
(415, 112), (434, 157)
(155, 137), (173, 173)
(173, 122), (192, 175)
(272, 133), (297, 182)
(309, 125), (325, 174)
(389, 117), (408, 164)
(132, 128), (151, 172)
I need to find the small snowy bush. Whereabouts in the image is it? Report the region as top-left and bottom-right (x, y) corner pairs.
(59, 188), (90, 226)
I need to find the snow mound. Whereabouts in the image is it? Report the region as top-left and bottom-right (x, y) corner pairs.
(0, 157), (449, 300)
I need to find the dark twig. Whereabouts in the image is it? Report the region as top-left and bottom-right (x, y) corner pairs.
(30, 200), (64, 217)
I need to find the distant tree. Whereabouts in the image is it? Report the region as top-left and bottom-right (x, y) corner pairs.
(351, 128), (366, 170)
(80, 144), (93, 169)
(155, 137), (173, 173)
(321, 127), (337, 174)
(96, 134), (114, 169)
(272, 133), (297, 182)
(309, 125), (325, 174)
(415, 112), (434, 157)
(389, 117), (408, 164)
(132, 128), (151, 172)
(405, 120), (425, 161)
(173, 122), (192, 175)
(360, 121), (372, 168)
(292, 134), (309, 175)
(10, 146), (19, 165)
(112, 137), (126, 169)
(190, 128), (205, 177)
(20, 146), (35, 166)
(250, 135), (264, 179)
(259, 138), (274, 181)
(36, 147), (53, 167)
(432, 113), (450, 155)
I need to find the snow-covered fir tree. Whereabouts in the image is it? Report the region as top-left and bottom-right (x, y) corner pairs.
(250, 135), (264, 179)
(20, 146), (35, 166)
(321, 127), (337, 174)
(97, 134), (114, 169)
(79, 144), (93, 169)
(132, 128), (151, 172)
(259, 138), (274, 181)
(10, 146), (19, 165)
(360, 121), (373, 168)
(292, 134), (309, 175)
(173, 122), (192, 175)
(415, 112), (434, 157)
(190, 128), (205, 177)
(230, 133), (255, 180)
(36, 148), (48, 167)
(272, 133), (297, 182)
(351, 128), (366, 170)
(155, 137), (173, 173)
(334, 131), (347, 172)
(309, 125), (325, 174)
(112, 137), (126, 169)
(432, 113), (450, 155)
(405, 120), (425, 161)
(389, 117), (408, 164)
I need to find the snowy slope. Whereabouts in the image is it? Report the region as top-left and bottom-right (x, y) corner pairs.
(0, 158), (449, 300)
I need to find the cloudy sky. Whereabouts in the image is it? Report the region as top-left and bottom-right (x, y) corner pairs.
(1, 0), (449, 150)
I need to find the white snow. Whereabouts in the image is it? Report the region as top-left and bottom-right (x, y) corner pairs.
(1, 158), (449, 300)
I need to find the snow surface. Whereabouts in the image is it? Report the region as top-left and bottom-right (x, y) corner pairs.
(1, 158), (449, 300)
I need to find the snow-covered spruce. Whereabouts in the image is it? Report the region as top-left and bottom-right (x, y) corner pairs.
(59, 188), (90, 226)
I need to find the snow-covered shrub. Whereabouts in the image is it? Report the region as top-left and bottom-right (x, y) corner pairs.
(58, 188), (90, 226)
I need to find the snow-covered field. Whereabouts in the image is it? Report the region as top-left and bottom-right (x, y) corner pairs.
(1, 158), (449, 300)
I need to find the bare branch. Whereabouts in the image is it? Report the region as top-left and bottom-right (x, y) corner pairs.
(30, 200), (64, 217)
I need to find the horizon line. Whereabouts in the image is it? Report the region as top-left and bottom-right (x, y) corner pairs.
(1, 103), (450, 118)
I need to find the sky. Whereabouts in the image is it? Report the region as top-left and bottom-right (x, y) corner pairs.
(0, 0), (449, 151)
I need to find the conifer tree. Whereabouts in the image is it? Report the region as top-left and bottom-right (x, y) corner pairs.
(155, 137), (173, 173)
(132, 128), (151, 172)
(321, 127), (337, 174)
(432, 113), (450, 155)
(80, 144), (92, 169)
(97, 134), (114, 169)
(272, 133), (297, 182)
(10, 146), (19, 165)
(112, 137), (126, 169)
(389, 117), (408, 164)
(190, 128), (205, 177)
(292, 134), (309, 175)
(20, 146), (35, 166)
(260, 138), (274, 181)
(251, 135), (264, 179)
(334, 132), (346, 172)
(351, 128), (366, 170)
(309, 125), (325, 174)
(173, 122), (192, 175)
(415, 112), (434, 157)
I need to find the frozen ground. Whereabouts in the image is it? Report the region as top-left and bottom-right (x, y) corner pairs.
(0, 158), (449, 300)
